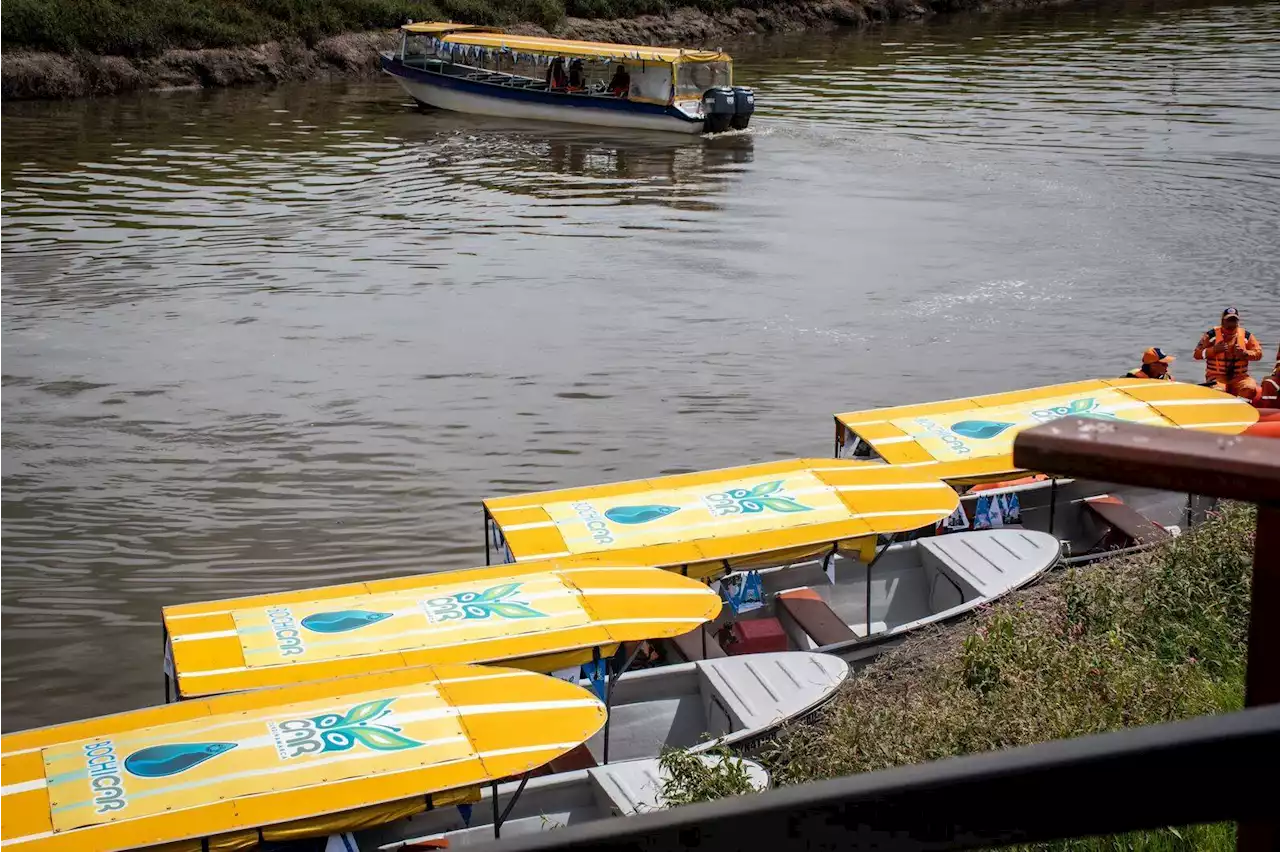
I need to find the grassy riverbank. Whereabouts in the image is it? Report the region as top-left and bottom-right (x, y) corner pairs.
(757, 504), (1255, 850)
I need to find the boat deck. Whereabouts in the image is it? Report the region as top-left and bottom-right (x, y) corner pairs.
(392, 56), (631, 102)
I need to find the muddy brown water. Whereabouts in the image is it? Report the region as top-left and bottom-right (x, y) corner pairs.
(3, 0), (1278, 731)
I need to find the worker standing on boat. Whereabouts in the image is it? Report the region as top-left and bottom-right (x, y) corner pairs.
(1193, 307), (1263, 398)
(1126, 347), (1175, 380)
(547, 56), (567, 89)
(609, 64), (631, 97)
(1256, 347), (1280, 409)
(568, 58), (586, 90)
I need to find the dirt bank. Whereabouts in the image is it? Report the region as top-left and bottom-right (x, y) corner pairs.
(1, 0), (1070, 100)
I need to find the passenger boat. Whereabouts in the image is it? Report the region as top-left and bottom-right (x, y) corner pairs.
(581, 652), (847, 764)
(162, 563), (720, 701)
(483, 461), (1059, 663)
(713, 529), (1060, 663)
(380, 22), (754, 134)
(833, 379), (1259, 562)
(357, 755), (768, 849)
(0, 664), (604, 852)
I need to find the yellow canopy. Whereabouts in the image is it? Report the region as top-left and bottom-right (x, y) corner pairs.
(484, 459), (960, 580)
(0, 664), (604, 852)
(835, 378), (1260, 484)
(164, 563), (721, 699)
(400, 22), (503, 35)
(402, 22), (730, 64)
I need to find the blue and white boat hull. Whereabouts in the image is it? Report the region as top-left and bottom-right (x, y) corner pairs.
(382, 57), (707, 135)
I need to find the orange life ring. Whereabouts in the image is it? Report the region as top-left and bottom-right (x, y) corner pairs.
(969, 474), (1048, 493)
(1244, 420), (1280, 439)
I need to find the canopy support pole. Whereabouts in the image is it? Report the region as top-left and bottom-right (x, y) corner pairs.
(493, 772), (530, 839)
(484, 508), (491, 566)
(865, 534), (897, 639)
(1048, 478), (1058, 535)
(602, 643), (647, 765)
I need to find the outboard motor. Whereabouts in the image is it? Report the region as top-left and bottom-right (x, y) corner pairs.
(730, 86), (755, 130)
(701, 86), (735, 133)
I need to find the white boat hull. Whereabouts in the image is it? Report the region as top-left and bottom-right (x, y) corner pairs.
(386, 72), (706, 135)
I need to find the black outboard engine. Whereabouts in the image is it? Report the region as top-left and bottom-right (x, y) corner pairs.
(701, 86), (735, 133)
(730, 86), (755, 130)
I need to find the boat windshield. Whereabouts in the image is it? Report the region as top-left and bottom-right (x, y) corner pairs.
(674, 61), (731, 98)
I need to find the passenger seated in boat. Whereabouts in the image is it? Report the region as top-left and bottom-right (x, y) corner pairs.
(568, 58), (586, 90)
(609, 64), (631, 96)
(547, 56), (568, 89)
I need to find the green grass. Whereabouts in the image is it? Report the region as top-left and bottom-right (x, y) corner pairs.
(0, 0), (806, 57)
(751, 503), (1256, 851)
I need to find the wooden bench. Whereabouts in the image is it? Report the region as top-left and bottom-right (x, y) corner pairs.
(775, 589), (858, 647)
(665, 626), (727, 662)
(1085, 496), (1172, 546)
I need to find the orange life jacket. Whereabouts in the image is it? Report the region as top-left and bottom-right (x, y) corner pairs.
(1200, 325), (1256, 381)
(1257, 374), (1280, 409)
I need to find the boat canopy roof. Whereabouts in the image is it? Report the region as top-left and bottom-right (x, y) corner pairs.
(401, 22), (731, 64)
(163, 563), (721, 699)
(1, 664), (604, 852)
(483, 459), (959, 580)
(835, 378), (1259, 484)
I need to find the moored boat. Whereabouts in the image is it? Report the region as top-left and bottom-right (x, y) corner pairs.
(0, 664), (604, 852)
(582, 651), (847, 764)
(356, 755), (769, 849)
(162, 563), (721, 702)
(380, 23), (754, 134)
(716, 529), (1060, 663)
(833, 379), (1258, 562)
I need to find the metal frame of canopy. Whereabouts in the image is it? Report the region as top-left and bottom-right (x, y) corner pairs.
(161, 564), (720, 703)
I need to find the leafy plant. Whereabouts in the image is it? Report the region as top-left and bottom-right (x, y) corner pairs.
(658, 745), (759, 807)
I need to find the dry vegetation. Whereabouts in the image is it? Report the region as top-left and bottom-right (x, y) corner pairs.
(753, 504), (1255, 850)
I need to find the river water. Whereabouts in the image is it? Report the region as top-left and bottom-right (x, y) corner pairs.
(3, 0), (1278, 731)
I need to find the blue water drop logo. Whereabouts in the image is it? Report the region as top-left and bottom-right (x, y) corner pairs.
(124, 742), (237, 777)
(301, 610), (393, 633)
(603, 505), (681, 525)
(949, 420), (1015, 440)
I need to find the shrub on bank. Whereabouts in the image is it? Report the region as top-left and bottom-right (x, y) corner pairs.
(759, 504), (1255, 850)
(0, 0), (566, 57)
(1, 0), (833, 57)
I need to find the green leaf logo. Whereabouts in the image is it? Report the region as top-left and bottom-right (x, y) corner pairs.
(486, 601), (544, 619)
(348, 726), (423, 751)
(757, 496), (810, 513)
(747, 480), (783, 498)
(477, 583), (522, 602)
(342, 698), (393, 726)
(1068, 398), (1097, 414)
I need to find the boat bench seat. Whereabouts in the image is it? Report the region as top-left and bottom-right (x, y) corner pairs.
(1085, 497), (1172, 545)
(666, 626), (727, 661)
(547, 742), (597, 773)
(776, 589), (858, 647)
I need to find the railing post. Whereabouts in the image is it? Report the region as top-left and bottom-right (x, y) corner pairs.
(1238, 504), (1280, 852)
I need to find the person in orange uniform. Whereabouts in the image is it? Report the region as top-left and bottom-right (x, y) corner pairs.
(1126, 347), (1175, 380)
(1256, 346), (1280, 410)
(1193, 307), (1264, 398)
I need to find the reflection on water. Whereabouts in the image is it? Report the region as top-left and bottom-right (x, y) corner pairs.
(3, 0), (1279, 731)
